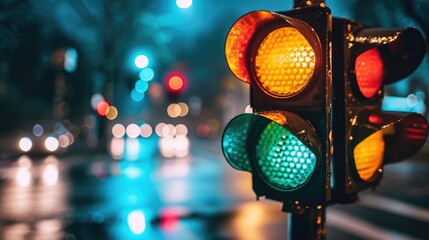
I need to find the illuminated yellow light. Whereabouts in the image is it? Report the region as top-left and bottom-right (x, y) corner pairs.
(353, 131), (384, 181)
(255, 26), (315, 97)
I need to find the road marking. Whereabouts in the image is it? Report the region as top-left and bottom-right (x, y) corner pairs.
(328, 209), (418, 240)
(359, 194), (429, 223)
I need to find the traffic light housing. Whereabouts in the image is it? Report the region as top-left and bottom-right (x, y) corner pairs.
(222, 6), (332, 213)
(331, 18), (429, 203)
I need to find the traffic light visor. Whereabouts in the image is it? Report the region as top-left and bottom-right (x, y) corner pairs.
(221, 112), (320, 190)
(352, 27), (426, 84)
(225, 10), (322, 89)
(382, 112), (428, 164)
(350, 110), (428, 180)
(222, 114), (253, 172)
(225, 11), (277, 83)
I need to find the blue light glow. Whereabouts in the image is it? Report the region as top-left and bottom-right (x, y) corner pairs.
(125, 138), (140, 161)
(139, 68), (155, 81)
(382, 94), (427, 114)
(131, 89), (145, 102)
(64, 48), (78, 73)
(123, 166), (142, 179)
(135, 80), (149, 93)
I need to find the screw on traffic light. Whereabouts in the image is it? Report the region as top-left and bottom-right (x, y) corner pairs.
(331, 18), (429, 203)
(222, 6), (332, 213)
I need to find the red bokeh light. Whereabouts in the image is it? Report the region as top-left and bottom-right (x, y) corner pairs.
(96, 101), (110, 116)
(166, 74), (186, 93)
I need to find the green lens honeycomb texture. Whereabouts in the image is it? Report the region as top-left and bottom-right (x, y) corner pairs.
(222, 116), (252, 172)
(256, 122), (316, 190)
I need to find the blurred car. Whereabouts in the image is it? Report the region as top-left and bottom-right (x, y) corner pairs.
(16, 121), (75, 155)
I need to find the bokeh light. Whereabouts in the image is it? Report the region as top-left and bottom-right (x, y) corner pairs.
(131, 89), (145, 102)
(45, 136), (59, 152)
(64, 48), (78, 73)
(175, 124), (188, 136)
(178, 102), (189, 117)
(156, 123), (167, 137)
(112, 124), (126, 138)
(196, 123), (210, 138)
(140, 124), (153, 138)
(58, 134), (70, 148)
(96, 101), (110, 116)
(33, 124), (44, 137)
(42, 157), (59, 186)
(16, 156), (32, 187)
(110, 137), (125, 160)
(167, 103), (182, 118)
(19, 137), (33, 152)
(139, 68), (155, 81)
(106, 106), (118, 120)
(134, 55), (149, 69)
(166, 75), (185, 93)
(91, 94), (104, 110)
(162, 124), (176, 138)
(135, 80), (149, 93)
(127, 210), (146, 234)
(176, 0), (192, 9)
(125, 138), (140, 161)
(126, 124), (141, 138)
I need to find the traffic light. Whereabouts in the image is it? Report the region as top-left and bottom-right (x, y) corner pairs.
(222, 6), (332, 213)
(331, 18), (429, 203)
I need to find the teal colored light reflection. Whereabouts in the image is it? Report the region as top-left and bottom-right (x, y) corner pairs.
(222, 115), (252, 171)
(135, 80), (149, 93)
(131, 89), (145, 102)
(256, 122), (316, 190)
(139, 68), (155, 81)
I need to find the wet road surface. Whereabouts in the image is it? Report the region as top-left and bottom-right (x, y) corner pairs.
(0, 138), (428, 239)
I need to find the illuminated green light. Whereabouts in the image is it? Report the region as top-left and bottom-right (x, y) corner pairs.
(256, 122), (316, 190)
(221, 115), (252, 172)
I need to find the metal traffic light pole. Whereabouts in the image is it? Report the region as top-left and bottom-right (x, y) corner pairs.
(288, 208), (327, 240)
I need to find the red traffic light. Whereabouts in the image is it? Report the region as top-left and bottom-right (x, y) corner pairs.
(355, 48), (384, 99)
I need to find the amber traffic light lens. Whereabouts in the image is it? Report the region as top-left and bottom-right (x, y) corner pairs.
(355, 48), (384, 99)
(353, 131), (385, 181)
(255, 26), (315, 98)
